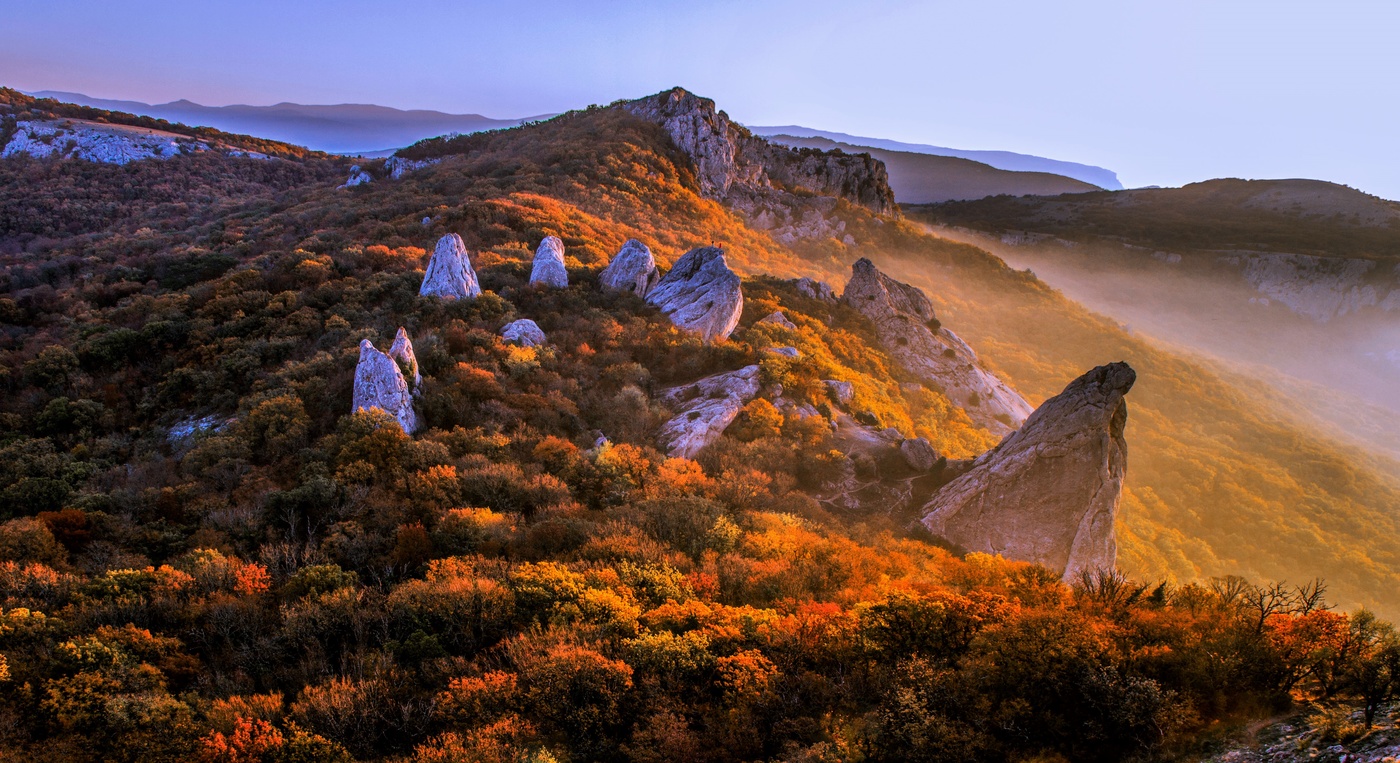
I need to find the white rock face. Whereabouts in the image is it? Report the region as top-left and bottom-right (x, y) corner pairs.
(530, 236), (569, 288)
(920, 362), (1135, 580)
(645, 247), (744, 341)
(599, 239), (660, 297)
(794, 277), (837, 302)
(657, 365), (761, 459)
(501, 318), (546, 347)
(1231, 252), (1400, 322)
(843, 258), (1032, 436)
(760, 311), (797, 329)
(2, 119), (210, 164)
(340, 165), (372, 188)
(388, 327), (421, 391)
(353, 337), (419, 434)
(384, 156), (440, 179)
(421, 234), (482, 300)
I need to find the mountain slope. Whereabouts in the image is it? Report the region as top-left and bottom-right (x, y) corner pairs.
(768, 133), (1100, 203)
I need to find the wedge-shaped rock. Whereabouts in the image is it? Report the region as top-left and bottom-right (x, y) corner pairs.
(658, 365), (761, 459)
(501, 318), (546, 347)
(919, 362), (1136, 579)
(421, 234), (482, 300)
(530, 236), (569, 288)
(387, 327), (421, 393)
(353, 336), (419, 434)
(760, 310), (797, 329)
(600, 239), (660, 297)
(646, 247), (743, 341)
(843, 258), (1031, 435)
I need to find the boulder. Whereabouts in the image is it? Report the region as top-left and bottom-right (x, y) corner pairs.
(645, 247), (743, 341)
(760, 311), (797, 329)
(657, 365), (761, 459)
(900, 437), (938, 471)
(795, 277), (837, 302)
(765, 346), (800, 358)
(919, 362), (1137, 580)
(843, 258), (1032, 436)
(353, 337), (419, 434)
(340, 165), (372, 188)
(600, 239), (660, 297)
(421, 234), (482, 300)
(823, 380), (854, 405)
(388, 327), (421, 392)
(501, 318), (546, 347)
(530, 236), (569, 288)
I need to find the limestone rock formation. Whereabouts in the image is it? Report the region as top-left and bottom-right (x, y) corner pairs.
(353, 337), (419, 434)
(2, 119), (212, 164)
(760, 311), (797, 329)
(384, 156), (440, 180)
(501, 318), (546, 347)
(843, 258), (1032, 436)
(599, 239), (660, 297)
(919, 362), (1137, 579)
(530, 236), (569, 288)
(795, 277), (837, 302)
(421, 234), (482, 300)
(657, 365), (761, 459)
(388, 327), (421, 392)
(340, 165), (372, 188)
(645, 247), (743, 341)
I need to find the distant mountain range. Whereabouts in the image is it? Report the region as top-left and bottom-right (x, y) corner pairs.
(749, 125), (1123, 190)
(28, 91), (1122, 193)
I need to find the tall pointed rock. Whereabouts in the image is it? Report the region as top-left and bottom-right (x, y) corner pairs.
(388, 327), (421, 392)
(420, 233), (482, 300)
(353, 336), (419, 434)
(530, 235), (569, 288)
(919, 362), (1136, 579)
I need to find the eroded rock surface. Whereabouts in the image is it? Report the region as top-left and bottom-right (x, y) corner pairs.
(760, 311), (797, 329)
(353, 336), (419, 434)
(340, 165), (372, 188)
(919, 362), (1137, 579)
(657, 365), (761, 459)
(843, 258), (1032, 435)
(530, 236), (569, 288)
(795, 277), (837, 302)
(501, 318), (546, 347)
(599, 239), (660, 297)
(421, 234), (482, 300)
(384, 156), (439, 179)
(2, 119), (214, 164)
(646, 247), (743, 341)
(388, 327), (421, 392)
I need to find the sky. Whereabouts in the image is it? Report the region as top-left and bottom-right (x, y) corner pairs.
(3, 0), (1399, 196)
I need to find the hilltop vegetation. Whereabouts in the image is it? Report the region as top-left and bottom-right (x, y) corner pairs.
(2, 92), (1400, 762)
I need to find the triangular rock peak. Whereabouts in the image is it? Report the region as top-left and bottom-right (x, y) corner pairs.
(530, 235), (569, 288)
(353, 336), (419, 434)
(420, 233), (482, 300)
(842, 258), (1032, 436)
(599, 239), (660, 297)
(646, 246), (744, 341)
(388, 327), (421, 392)
(920, 362), (1137, 580)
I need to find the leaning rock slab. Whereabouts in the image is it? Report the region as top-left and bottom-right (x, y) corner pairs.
(645, 247), (743, 341)
(600, 239), (660, 297)
(353, 337), (419, 434)
(421, 234), (482, 300)
(530, 236), (569, 288)
(658, 365), (761, 459)
(843, 258), (1032, 436)
(501, 318), (546, 347)
(919, 362), (1136, 579)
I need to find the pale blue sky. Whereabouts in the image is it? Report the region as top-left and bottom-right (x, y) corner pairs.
(3, 0), (1398, 197)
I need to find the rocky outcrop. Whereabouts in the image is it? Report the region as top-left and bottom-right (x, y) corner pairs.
(599, 239), (660, 297)
(530, 236), (569, 288)
(657, 365), (761, 459)
(1227, 251), (1400, 322)
(388, 327), (421, 392)
(760, 311), (797, 329)
(645, 247), (743, 341)
(900, 437), (938, 471)
(501, 318), (546, 347)
(823, 380), (854, 405)
(340, 165), (372, 188)
(794, 277), (837, 302)
(2, 119), (212, 164)
(384, 156), (439, 180)
(919, 362), (1136, 579)
(620, 88), (896, 239)
(353, 336), (419, 434)
(421, 234), (482, 300)
(843, 258), (1032, 436)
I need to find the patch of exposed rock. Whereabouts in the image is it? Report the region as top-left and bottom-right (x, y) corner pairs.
(814, 414), (960, 517)
(388, 327), (421, 391)
(657, 365), (761, 459)
(384, 156), (439, 179)
(823, 380), (854, 405)
(599, 239), (660, 297)
(919, 362), (1136, 579)
(1225, 251), (1400, 322)
(530, 236), (569, 288)
(353, 334), (420, 434)
(843, 258), (1032, 436)
(646, 247), (743, 341)
(421, 234), (482, 300)
(501, 318), (546, 347)
(2, 119), (212, 164)
(795, 277), (837, 302)
(340, 165), (372, 188)
(760, 311), (797, 329)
